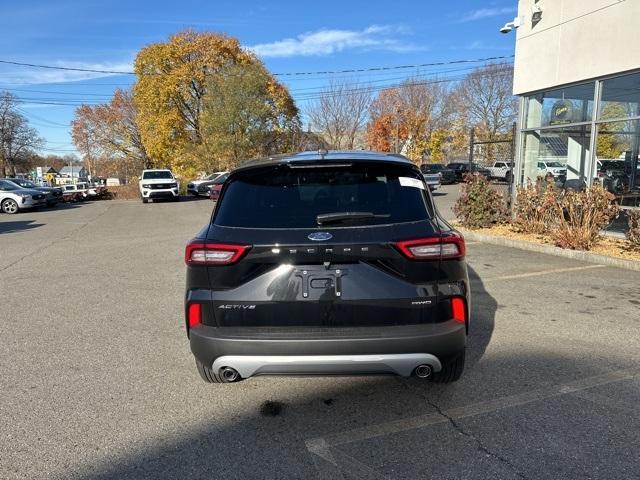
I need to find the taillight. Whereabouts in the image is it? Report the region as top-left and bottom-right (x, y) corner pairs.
(451, 297), (467, 324)
(188, 303), (201, 328)
(395, 232), (465, 260)
(185, 242), (250, 265)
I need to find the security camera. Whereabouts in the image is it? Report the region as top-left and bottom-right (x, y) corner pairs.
(499, 16), (521, 34)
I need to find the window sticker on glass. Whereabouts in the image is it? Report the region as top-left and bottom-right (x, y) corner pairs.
(398, 177), (425, 190)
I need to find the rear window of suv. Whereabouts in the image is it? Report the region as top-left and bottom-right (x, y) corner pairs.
(214, 163), (431, 228)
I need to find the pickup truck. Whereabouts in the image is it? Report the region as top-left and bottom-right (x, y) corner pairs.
(487, 162), (514, 183)
(537, 161), (567, 178)
(59, 183), (89, 202)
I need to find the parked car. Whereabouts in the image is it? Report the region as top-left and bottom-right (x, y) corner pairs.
(206, 172), (230, 201)
(6, 178), (63, 207)
(486, 161), (514, 183)
(422, 172), (441, 191)
(420, 164), (456, 184)
(187, 171), (226, 196)
(0, 179), (46, 214)
(596, 160), (631, 194)
(185, 151), (469, 384)
(446, 162), (491, 182)
(59, 183), (89, 202)
(537, 161), (567, 178)
(139, 169), (180, 203)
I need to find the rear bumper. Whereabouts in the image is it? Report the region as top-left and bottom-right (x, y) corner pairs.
(190, 322), (466, 377)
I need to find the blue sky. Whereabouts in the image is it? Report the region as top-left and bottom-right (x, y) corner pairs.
(0, 0), (517, 156)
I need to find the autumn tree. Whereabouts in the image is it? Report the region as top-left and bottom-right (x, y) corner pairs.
(453, 63), (517, 163)
(306, 80), (371, 150)
(596, 103), (631, 159)
(71, 89), (150, 177)
(198, 63), (299, 170)
(133, 30), (295, 176)
(0, 92), (43, 177)
(367, 79), (452, 162)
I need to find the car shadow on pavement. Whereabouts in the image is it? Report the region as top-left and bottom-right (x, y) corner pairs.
(0, 219), (44, 234)
(465, 266), (496, 367)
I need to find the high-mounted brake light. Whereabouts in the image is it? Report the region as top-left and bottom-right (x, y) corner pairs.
(185, 242), (250, 265)
(188, 303), (202, 328)
(395, 232), (465, 260)
(451, 297), (467, 324)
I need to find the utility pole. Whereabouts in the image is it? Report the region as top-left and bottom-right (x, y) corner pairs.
(468, 127), (475, 163)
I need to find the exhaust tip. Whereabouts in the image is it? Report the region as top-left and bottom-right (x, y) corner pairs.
(221, 367), (240, 382)
(415, 364), (432, 378)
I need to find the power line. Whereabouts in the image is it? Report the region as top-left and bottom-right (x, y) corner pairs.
(6, 64), (513, 107)
(273, 55), (514, 76)
(15, 108), (70, 128)
(0, 60), (134, 75)
(1, 63), (513, 98)
(0, 54), (515, 78)
(6, 87), (114, 97)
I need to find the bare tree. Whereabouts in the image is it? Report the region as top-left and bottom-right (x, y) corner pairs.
(72, 89), (151, 178)
(0, 92), (43, 177)
(453, 63), (517, 162)
(306, 80), (371, 149)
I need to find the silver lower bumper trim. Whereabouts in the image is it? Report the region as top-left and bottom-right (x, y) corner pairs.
(211, 353), (442, 378)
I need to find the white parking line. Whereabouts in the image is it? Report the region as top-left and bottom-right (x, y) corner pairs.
(306, 367), (638, 452)
(478, 264), (606, 282)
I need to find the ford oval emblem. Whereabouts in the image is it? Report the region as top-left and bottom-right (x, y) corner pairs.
(308, 232), (333, 242)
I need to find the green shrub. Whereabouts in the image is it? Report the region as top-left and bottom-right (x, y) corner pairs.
(513, 178), (558, 235)
(453, 173), (507, 229)
(626, 209), (640, 249)
(550, 185), (619, 250)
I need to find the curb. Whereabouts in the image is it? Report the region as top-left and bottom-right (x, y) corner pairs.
(459, 228), (640, 272)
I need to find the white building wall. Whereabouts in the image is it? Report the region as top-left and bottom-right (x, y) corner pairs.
(513, 0), (640, 95)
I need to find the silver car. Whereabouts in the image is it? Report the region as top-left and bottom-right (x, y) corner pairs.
(0, 179), (46, 214)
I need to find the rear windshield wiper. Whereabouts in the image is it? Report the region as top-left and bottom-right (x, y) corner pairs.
(316, 211), (390, 225)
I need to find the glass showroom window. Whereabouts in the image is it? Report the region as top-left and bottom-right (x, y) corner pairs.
(599, 72), (640, 121)
(525, 82), (595, 129)
(596, 120), (640, 206)
(521, 126), (591, 185)
(595, 73), (640, 206)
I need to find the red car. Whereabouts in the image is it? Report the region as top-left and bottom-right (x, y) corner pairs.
(207, 173), (229, 201)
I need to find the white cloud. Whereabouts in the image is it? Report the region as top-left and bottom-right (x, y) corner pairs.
(1, 60), (133, 85)
(248, 25), (422, 58)
(459, 7), (516, 23)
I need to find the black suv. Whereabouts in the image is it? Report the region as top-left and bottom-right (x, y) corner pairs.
(420, 163), (456, 184)
(446, 162), (491, 182)
(185, 151), (469, 384)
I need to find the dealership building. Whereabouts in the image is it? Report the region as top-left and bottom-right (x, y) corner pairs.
(512, 0), (640, 209)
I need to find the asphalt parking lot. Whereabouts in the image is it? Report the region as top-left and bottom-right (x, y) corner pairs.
(1, 193), (639, 480)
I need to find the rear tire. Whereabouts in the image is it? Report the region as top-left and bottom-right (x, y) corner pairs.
(196, 359), (223, 383)
(430, 350), (465, 383)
